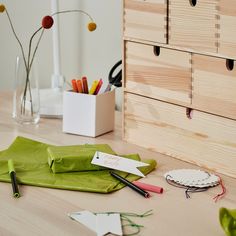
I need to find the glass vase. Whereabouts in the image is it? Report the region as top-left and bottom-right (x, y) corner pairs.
(12, 56), (40, 124)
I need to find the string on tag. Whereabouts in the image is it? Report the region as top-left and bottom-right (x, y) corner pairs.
(165, 175), (209, 199)
(213, 175), (226, 202)
(120, 210), (153, 218)
(95, 210), (153, 236)
(185, 186), (209, 199)
(164, 169), (226, 202)
(121, 215), (143, 236)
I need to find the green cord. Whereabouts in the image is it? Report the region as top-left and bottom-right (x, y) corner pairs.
(121, 215), (143, 236)
(94, 210), (153, 236)
(121, 209), (153, 218)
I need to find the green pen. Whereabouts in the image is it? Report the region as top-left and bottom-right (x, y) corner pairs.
(8, 159), (20, 198)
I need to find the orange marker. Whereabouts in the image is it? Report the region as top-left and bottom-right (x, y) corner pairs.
(71, 79), (78, 92)
(76, 79), (83, 93)
(94, 79), (103, 95)
(82, 76), (88, 94)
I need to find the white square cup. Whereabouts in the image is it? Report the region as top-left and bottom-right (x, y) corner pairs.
(63, 90), (115, 137)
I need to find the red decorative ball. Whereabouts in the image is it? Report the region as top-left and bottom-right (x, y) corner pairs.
(42, 16), (54, 29)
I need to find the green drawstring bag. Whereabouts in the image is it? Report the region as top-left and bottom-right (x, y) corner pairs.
(48, 144), (117, 173)
(0, 136), (157, 193)
(220, 208), (236, 236)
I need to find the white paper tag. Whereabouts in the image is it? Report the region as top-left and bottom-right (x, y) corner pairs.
(68, 211), (123, 236)
(96, 213), (122, 236)
(164, 169), (220, 188)
(69, 210), (96, 233)
(91, 151), (149, 177)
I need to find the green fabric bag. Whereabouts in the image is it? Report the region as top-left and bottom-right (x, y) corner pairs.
(47, 144), (117, 173)
(0, 136), (157, 193)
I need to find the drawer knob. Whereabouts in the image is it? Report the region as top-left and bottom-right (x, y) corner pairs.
(153, 46), (160, 56)
(186, 108), (193, 119)
(226, 59), (234, 71)
(189, 0), (197, 6)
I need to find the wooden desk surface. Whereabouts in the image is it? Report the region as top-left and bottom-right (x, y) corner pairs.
(0, 92), (235, 236)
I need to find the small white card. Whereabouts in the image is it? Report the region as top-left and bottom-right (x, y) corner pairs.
(164, 169), (220, 188)
(69, 210), (96, 233)
(91, 151), (149, 177)
(96, 213), (122, 236)
(69, 210), (123, 236)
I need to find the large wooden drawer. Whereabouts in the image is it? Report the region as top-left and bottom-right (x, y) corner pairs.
(124, 41), (192, 106)
(123, 92), (236, 178)
(218, 0), (236, 59)
(123, 0), (167, 43)
(169, 0), (218, 53)
(192, 54), (236, 120)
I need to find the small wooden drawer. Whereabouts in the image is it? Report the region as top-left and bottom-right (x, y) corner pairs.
(123, 92), (236, 178)
(192, 54), (236, 119)
(123, 0), (167, 43)
(124, 41), (192, 105)
(169, 0), (218, 53)
(218, 0), (236, 59)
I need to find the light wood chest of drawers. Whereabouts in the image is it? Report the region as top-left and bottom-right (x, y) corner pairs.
(122, 0), (236, 178)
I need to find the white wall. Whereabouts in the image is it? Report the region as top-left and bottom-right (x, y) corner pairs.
(0, 0), (122, 108)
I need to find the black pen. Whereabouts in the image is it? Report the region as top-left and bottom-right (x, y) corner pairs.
(110, 171), (150, 198)
(8, 159), (20, 198)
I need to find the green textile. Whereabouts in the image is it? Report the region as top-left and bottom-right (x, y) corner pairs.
(0, 136), (157, 193)
(8, 159), (15, 173)
(48, 144), (116, 173)
(220, 208), (236, 236)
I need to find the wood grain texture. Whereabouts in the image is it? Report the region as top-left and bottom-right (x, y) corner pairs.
(192, 54), (236, 119)
(2, 91), (236, 236)
(218, 0), (236, 58)
(169, 0), (218, 52)
(124, 0), (167, 43)
(124, 92), (236, 178)
(124, 41), (192, 105)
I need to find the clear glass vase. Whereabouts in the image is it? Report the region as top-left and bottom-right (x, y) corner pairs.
(12, 56), (40, 124)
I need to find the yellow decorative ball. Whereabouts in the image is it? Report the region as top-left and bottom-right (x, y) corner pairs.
(0, 4), (6, 13)
(88, 22), (97, 32)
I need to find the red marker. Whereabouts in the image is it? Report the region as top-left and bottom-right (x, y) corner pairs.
(82, 76), (88, 94)
(94, 79), (103, 95)
(132, 181), (163, 194)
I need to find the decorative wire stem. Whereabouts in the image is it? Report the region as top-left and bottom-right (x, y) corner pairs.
(28, 9), (94, 71)
(4, 8), (34, 116)
(28, 27), (42, 70)
(5, 9), (27, 71)
(20, 69), (33, 116)
(51, 9), (94, 22)
(4, 7), (95, 118)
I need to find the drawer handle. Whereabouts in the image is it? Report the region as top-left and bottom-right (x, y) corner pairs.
(226, 59), (234, 71)
(153, 46), (160, 56)
(189, 0), (197, 6)
(186, 108), (193, 119)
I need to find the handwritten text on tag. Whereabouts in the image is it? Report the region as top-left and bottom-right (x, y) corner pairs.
(91, 151), (149, 177)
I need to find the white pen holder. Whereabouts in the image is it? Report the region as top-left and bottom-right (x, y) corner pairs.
(63, 90), (115, 137)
